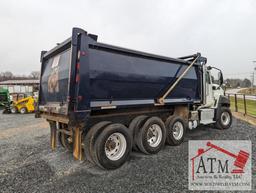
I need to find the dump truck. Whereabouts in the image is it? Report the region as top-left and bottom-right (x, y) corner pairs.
(37, 28), (232, 169)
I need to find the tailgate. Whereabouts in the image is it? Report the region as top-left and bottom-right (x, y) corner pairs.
(39, 42), (71, 115)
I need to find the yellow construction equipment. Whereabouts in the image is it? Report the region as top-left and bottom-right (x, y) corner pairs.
(11, 96), (37, 114)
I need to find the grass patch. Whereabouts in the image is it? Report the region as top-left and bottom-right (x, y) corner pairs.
(229, 96), (256, 117)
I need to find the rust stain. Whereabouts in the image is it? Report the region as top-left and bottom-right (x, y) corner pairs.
(73, 127), (83, 160)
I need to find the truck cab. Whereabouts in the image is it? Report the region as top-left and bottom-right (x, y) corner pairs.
(192, 65), (231, 129)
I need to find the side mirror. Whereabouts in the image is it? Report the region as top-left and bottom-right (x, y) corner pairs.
(218, 72), (223, 85)
(207, 66), (212, 70)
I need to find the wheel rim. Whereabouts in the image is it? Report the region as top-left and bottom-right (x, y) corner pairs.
(11, 108), (16, 113)
(105, 132), (127, 161)
(20, 108), (26, 114)
(147, 124), (162, 147)
(221, 112), (230, 126)
(172, 121), (184, 140)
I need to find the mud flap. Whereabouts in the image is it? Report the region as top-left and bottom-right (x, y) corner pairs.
(73, 127), (83, 160)
(49, 121), (57, 150)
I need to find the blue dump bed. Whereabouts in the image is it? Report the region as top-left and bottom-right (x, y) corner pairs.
(38, 28), (206, 120)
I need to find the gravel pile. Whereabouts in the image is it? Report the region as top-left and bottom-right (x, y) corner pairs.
(0, 113), (255, 193)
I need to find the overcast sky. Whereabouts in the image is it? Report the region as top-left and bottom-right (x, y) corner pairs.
(0, 0), (256, 79)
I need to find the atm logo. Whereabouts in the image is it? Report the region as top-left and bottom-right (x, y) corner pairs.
(188, 140), (251, 191)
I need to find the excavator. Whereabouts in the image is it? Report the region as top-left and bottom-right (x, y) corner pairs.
(0, 88), (37, 114)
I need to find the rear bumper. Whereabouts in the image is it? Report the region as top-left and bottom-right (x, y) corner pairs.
(39, 103), (68, 115)
(40, 112), (69, 124)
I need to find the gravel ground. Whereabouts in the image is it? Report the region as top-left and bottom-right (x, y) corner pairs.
(0, 112), (255, 193)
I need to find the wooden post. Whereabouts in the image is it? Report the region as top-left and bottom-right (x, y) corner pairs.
(234, 94), (238, 112)
(73, 127), (83, 160)
(243, 94), (247, 115)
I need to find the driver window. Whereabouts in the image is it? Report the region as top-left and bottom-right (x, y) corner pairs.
(210, 69), (221, 85)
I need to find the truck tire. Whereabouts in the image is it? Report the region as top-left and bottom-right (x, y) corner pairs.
(165, 116), (186, 146)
(58, 132), (73, 151)
(128, 115), (148, 151)
(215, 107), (232, 130)
(135, 117), (166, 154)
(84, 121), (112, 164)
(92, 123), (132, 169)
(20, 107), (27, 114)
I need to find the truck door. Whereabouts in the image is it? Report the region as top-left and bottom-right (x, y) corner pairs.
(205, 70), (214, 107)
